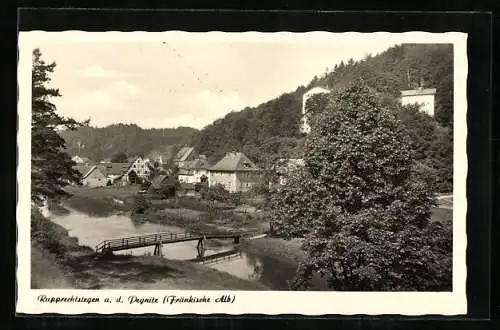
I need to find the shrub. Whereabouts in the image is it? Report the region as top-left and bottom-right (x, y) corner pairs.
(133, 194), (150, 214)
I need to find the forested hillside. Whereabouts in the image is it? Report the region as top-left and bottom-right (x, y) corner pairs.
(59, 43), (454, 191)
(191, 89), (307, 165)
(191, 43), (454, 167)
(59, 124), (197, 162)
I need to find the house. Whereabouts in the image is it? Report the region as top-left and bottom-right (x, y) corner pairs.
(97, 163), (131, 185)
(146, 174), (169, 194)
(72, 155), (92, 165)
(174, 147), (196, 168)
(177, 155), (211, 184)
(73, 165), (107, 188)
(400, 87), (437, 116)
(300, 86), (332, 134)
(190, 155), (211, 184)
(208, 152), (262, 193)
(126, 156), (152, 180)
(178, 167), (193, 184)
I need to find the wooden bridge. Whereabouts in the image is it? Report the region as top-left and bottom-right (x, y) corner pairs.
(94, 231), (242, 258)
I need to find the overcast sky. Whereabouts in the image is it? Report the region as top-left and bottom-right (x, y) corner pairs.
(35, 33), (400, 129)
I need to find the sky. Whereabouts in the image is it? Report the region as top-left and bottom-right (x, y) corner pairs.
(34, 33), (401, 129)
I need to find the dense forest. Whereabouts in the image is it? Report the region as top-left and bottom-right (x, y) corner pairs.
(191, 43), (453, 167)
(59, 124), (197, 162)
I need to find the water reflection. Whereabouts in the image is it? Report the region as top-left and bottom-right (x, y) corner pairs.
(48, 206), (318, 290)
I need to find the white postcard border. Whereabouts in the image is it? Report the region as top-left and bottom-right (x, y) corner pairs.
(17, 31), (468, 315)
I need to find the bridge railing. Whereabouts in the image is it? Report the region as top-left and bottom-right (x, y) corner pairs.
(95, 231), (198, 253)
(94, 231), (244, 253)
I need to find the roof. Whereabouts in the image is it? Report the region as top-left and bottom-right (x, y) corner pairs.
(304, 87), (331, 97)
(210, 152), (261, 172)
(178, 168), (192, 175)
(401, 88), (437, 97)
(97, 163), (131, 176)
(73, 165), (96, 179)
(189, 158), (211, 170)
(150, 174), (168, 189)
(175, 147), (195, 162)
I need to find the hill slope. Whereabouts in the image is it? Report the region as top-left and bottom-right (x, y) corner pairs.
(59, 124), (197, 162)
(191, 43), (453, 166)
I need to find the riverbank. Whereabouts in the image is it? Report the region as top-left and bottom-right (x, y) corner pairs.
(132, 207), (269, 238)
(31, 208), (269, 290)
(62, 185), (270, 236)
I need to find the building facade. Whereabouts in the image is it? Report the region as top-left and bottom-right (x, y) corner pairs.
(127, 156), (151, 180)
(300, 86), (331, 134)
(177, 156), (211, 184)
(174, 147), (197, 168)
(73, 165), (107, 188)
(400, 87), (437, 116)
(208, 152), (262, 193)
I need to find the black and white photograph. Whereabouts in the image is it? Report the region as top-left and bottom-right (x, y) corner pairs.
(17, 31), (467, 315)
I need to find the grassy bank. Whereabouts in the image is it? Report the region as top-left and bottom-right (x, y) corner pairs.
(61, 185), (139, 215)
(131, 206), (269, 237)
(31, 207), (269, 290)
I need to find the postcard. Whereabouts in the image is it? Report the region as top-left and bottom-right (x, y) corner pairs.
(17, 30), (467, 315)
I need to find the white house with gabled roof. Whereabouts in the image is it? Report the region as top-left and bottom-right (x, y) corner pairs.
(208, 152), (262, 193)
(400, 87), (437, 116)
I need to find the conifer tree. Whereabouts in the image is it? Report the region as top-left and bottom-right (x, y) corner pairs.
(31, 48), (87, 205)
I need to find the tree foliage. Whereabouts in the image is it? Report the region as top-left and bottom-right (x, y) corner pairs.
(270, 81), (451, 291)
(59, 124), (196, 162)
(201, 183), (230, 203)
(190, 44), (452, 187)
(133, 194), (150, 214)
(31, 48), (87, 205)
(111, 152), (128, 163)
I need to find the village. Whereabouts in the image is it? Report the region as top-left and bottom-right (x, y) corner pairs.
(70, 82), (437, 197)
(71, 148), (264, 196)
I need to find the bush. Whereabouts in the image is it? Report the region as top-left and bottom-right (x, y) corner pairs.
(201, 183), (230, 202)
(133, 194), (150, 214)
(230, 192), (242, 206)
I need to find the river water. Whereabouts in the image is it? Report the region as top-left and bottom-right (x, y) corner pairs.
(48, 207), (307, 290)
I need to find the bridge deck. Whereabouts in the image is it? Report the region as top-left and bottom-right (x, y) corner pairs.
(95, 231), (242, 254)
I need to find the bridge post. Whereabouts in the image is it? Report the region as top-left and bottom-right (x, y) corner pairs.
(196, 238), (205, 259)
(153, 242), (163, 257)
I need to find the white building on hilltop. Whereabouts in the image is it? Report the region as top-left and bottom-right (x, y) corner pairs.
(300, 86), (331, 134)
(400, 87), (437, 117)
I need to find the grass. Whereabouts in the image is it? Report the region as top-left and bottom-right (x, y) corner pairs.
(132, 206), (268, 237)
(61, 185), (141, 216)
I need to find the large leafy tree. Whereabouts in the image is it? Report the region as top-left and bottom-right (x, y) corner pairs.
(269, 81), (451, 291)
(31, 48), (87, 205)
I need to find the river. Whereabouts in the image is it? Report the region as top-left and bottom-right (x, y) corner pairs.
(48, 206), (307, 290)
